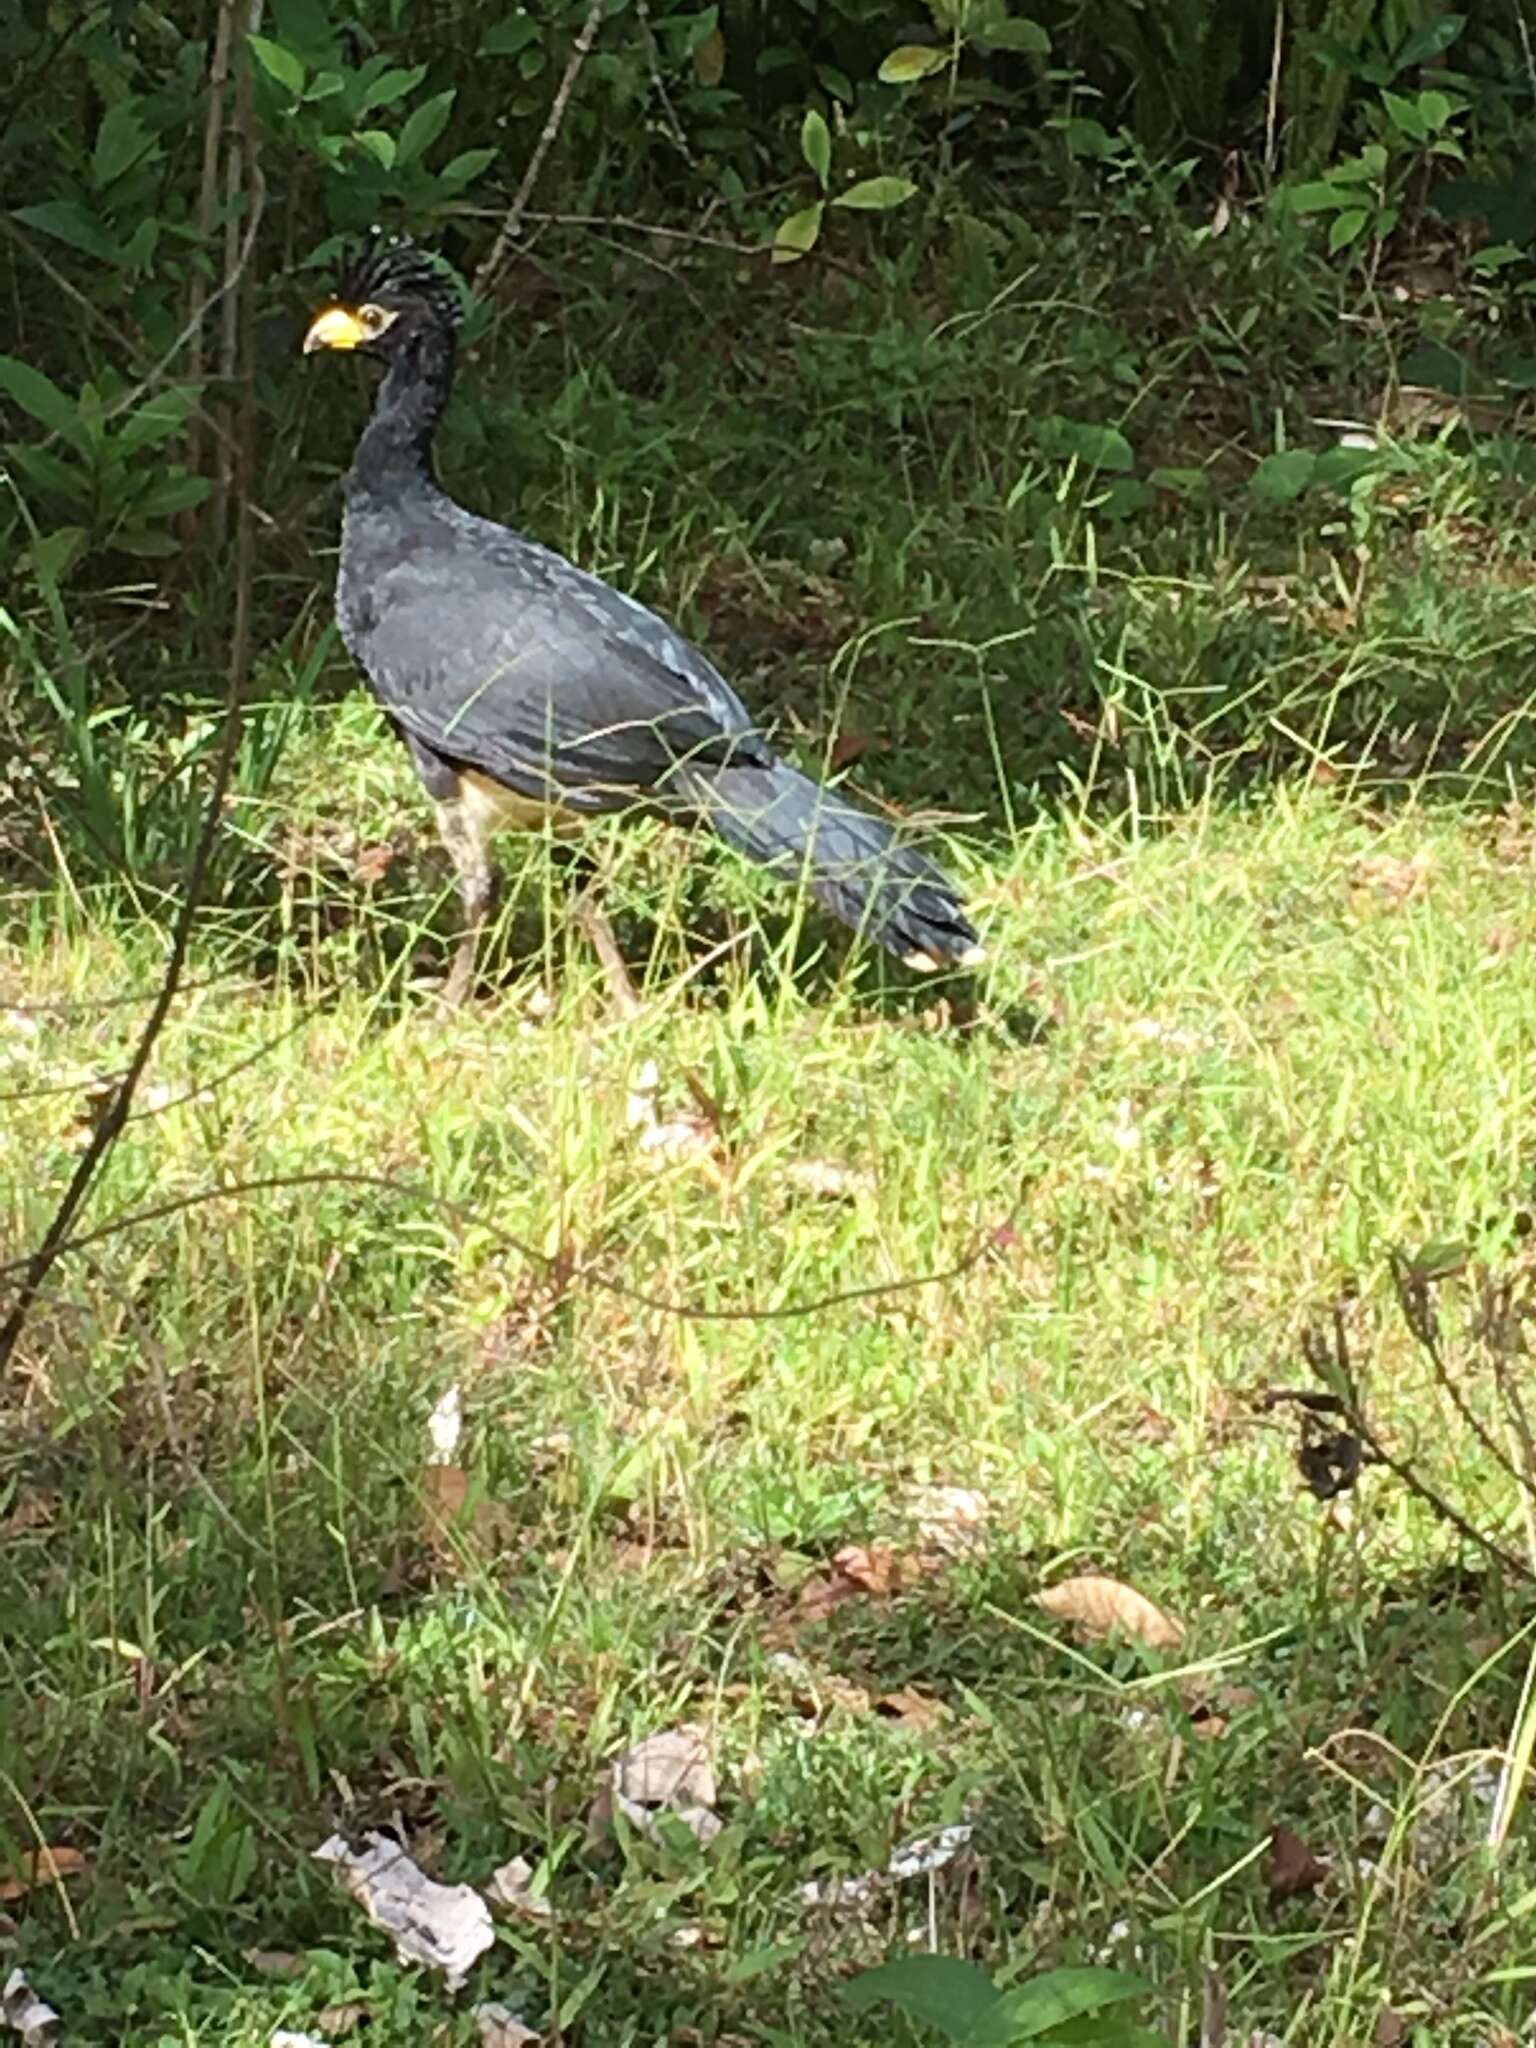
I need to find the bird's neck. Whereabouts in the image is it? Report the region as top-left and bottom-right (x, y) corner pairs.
(348, 327), (455, 500)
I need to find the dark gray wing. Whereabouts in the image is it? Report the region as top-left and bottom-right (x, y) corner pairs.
(340, 514), (773, 812)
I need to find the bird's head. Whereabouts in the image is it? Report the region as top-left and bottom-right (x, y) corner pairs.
(302, 232), (463, 361)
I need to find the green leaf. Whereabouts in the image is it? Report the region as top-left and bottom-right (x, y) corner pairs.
(843, 1957), (1007, 2043)
(134, 473), (213, 518)
(437, 147), (498, 188)
(13, 200), (119, 262)
(1417, 88), (1453, 131)
(247, 34), (306, 95)
(303, 69), (346, 101)
(0, 356), (80, 439)
(117, 389), (197, 453)
(1250, 449), (1317, 502)
(29, 527), (88, 585)
(1056, 116), (1117, 158)
(1381, 88), (1425, 141)
(996, 1968), (1153, 2042)
(1329, 207), (1369, 251)
(396, 88), (455, 166)
(879, 43), (948, 83)
(816, 62), (853, 102)
(478, 17), (540, 56)
(1035, 414), (1135, 471)
(359, 63), (427, 109)
(801, 107), (831, 186)
(1314, 445), (1379, 490)
(1396, 13), (1464, 67)
(92, 100), (155, 188)
(772, 200), (824, 263)
(981, 15), (1050, 52)
(8, 445), (89, 504)
(1287, 180), (1359, 212)
(832, 175), (917, 210)
(355, 129), (396, 167)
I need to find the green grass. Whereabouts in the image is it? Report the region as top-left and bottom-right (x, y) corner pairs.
(6, 766), (1536, 2045)
(7, 203), (1536, 2045)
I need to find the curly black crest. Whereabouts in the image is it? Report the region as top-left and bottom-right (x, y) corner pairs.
(335, 232), (464, 330)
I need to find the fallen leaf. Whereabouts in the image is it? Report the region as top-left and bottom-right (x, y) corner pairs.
(476, 2004), (541, 2047)
(780, 1157), (875, 1200)
(313, 1832), (494, 1990)
(422, 1462), (470, 1533)
(1486, 922), (1519, 957)
(1268, 1825), (1328, 1900)
(0, 1491), (56, 1539)
(1376, 2009), (1408, 2048)
(1, 1970), (59, 2048)
(828, 727), (886, 771)
(426, 1384), (462, 1464)
(485, 1855), (552, 1920)
(598, 1724), (723, 1846)
(243, 1949), (304, 1979)
(315, 2003), (367, 2036)
(1351, 851), (1430, 904)
(0, 1847), (88, 1902)
(904, 1483), (990, 1555)
(353, 841), (396, 884)
(1035, 1575), (1185, 1651)
(875, 1686), (950, 1732)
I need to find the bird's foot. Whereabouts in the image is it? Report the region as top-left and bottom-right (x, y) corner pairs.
(440, 937), (480, 1009)
(572, 895), (641, 1021)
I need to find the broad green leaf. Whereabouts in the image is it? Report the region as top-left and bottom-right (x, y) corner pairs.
(996, 1968), (1154, 2042)
(1250, 448), (1317, 502)
(134, 473), (213, 518)
(478, 17), (540, 56)
(1057, 115), (1116, 158)
(9, 445), (88, 504)
(1287, 180), (1359, 212)
(396, 88), (455, 166)
(247, 34), (306, 95)
(30, 527), (88, 584)
(1417, 88), (1453, 131)
(982, 15), (1050, 53)
(303, 69), (346, 101)
(0, 356), (80, 439)
(1313, 445), (1378, 489)
(356, 129), (396, 167)
(1397, 12), (1464, 66)
(93, 100), (155, 188)
(879, 44), (948, 83)
(1328, 207), (1369, 251)
(693, 26), (726, 84)
(438, 147), (497, 188)
(832, 175), (917, 210)
(1381, 88), (1425, 140)
(772, 200), (824, 263)
(801, 107), (831, 186)
(360, 63), (427, 108)
(843, 1957), (1007, 2043)
(1035, 414), (1134, 471)
(117, 388), (197, 454)
(816, 62), (853, 102)
(13, 200), (119, 262)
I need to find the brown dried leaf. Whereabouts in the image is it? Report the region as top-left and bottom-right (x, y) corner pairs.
(0, 1847), (88, 1901)
(475, 2003), (541, 2048)
(1035, 1575), (1185, 1651)
(1268, 1825), (1327, 1900)
(1375, 2009), (1408, 2048)
(0, 1491), (57, 1539)
(691, 26), (725, 86)
(243, 1949), (304, 1979)
(780, 1157), (875, 1201)
(1351, 851), (1430, 904)
(875, 1686), (950, 1732)
(485, 1855), (552, 1921)
(904, 1484), (990, 1555)
(316, 2002), (368, 2036)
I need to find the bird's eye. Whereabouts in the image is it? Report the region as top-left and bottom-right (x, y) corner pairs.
(358, 303), (390, 334)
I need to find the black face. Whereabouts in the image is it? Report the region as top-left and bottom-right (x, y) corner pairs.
(301, 236), (461, 360)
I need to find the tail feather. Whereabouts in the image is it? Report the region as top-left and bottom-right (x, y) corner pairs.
(685, 758), (983, 970)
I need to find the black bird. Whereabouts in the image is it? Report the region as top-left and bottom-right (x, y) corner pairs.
(302, 235), (984, 1004)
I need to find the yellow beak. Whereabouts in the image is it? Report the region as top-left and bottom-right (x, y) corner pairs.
(302, 305), (367, 354)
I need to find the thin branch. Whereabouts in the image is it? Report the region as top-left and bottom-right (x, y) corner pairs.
(0, 160), (267, 1382)
(0, 1167), (1008, 1330)
(474, 0), (607, 293)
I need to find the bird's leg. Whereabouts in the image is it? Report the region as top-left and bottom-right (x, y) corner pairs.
(434, 798), (498, 1007)
(570, 879), (641, 1021)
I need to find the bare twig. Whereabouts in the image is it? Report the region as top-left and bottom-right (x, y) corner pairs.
(185, 0), (237, 503)
(474, 0), (607, 293)
(0, 161), (267, 1382)
(0, 1167), (1008, 1329)
(1264, 0), (1284, 180)
(1389, 1251), (1529, 1496)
